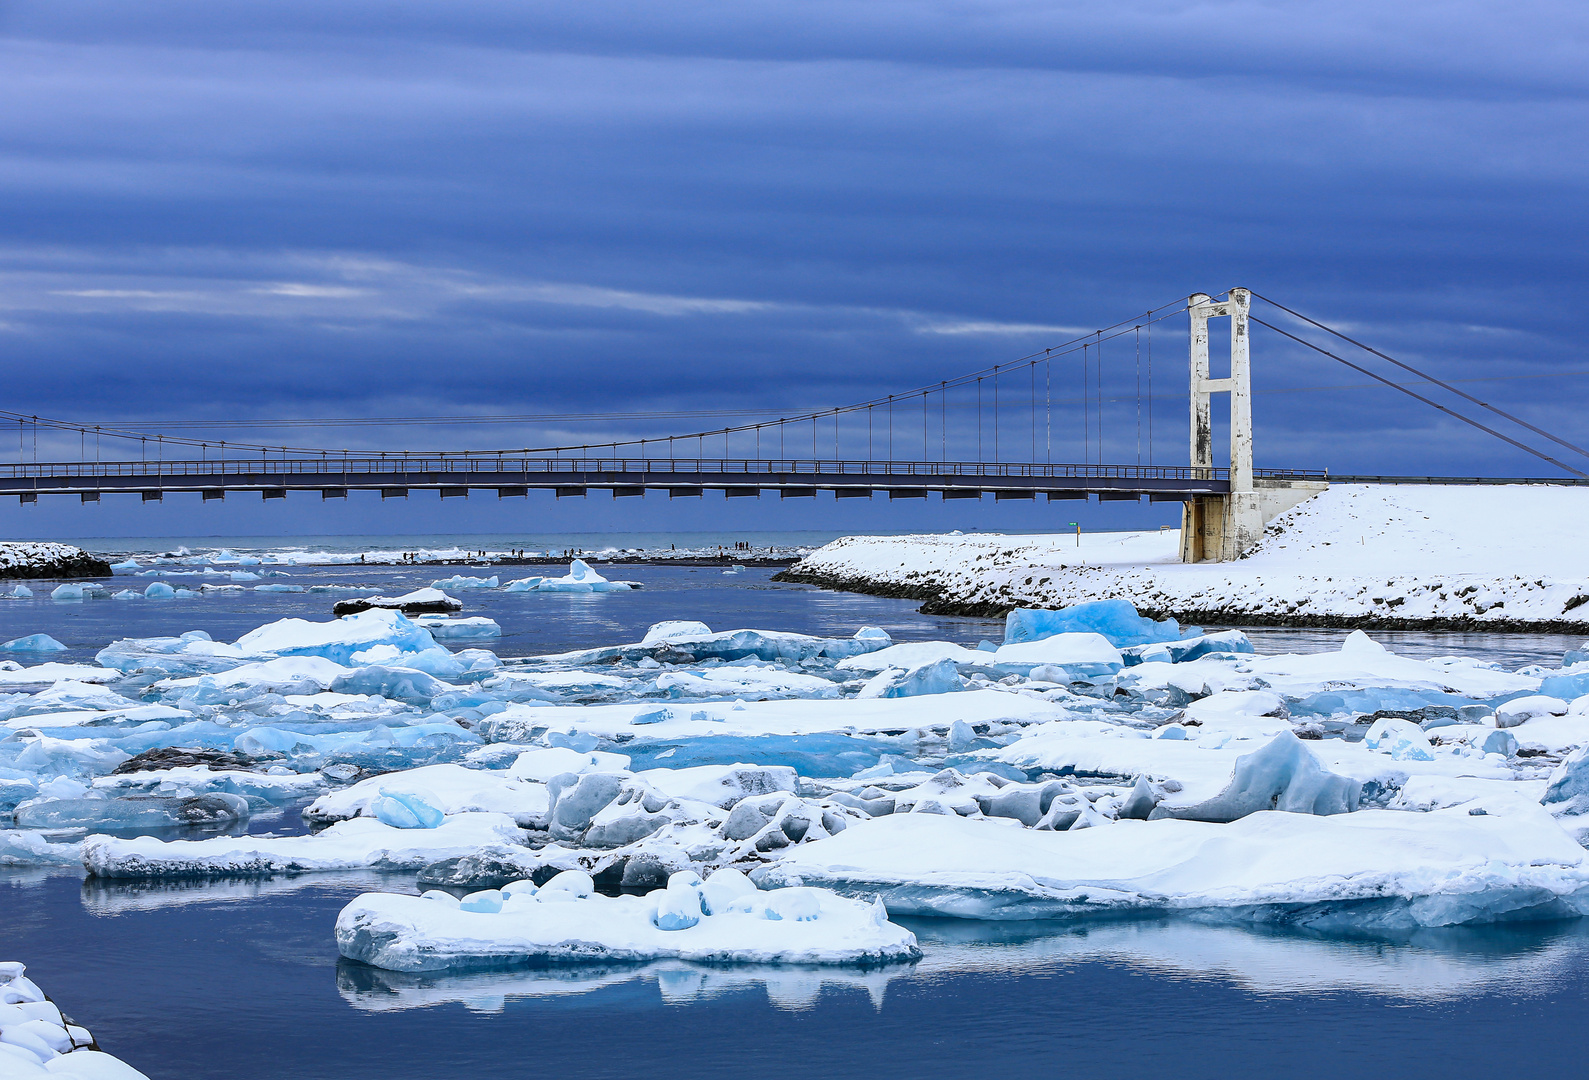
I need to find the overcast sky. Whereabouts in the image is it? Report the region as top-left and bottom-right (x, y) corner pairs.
(2, 1), (1585, 539)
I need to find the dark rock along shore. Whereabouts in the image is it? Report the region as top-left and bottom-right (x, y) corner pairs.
(0, 542), (113, 580)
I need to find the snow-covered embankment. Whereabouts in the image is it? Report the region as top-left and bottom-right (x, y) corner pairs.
(0, 543), (111, 581)
(777, 484), (1589, 630)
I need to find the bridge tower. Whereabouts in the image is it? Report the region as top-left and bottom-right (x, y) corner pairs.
(1181, 289), (1260, 561)
(1180, 287), (1326, 562)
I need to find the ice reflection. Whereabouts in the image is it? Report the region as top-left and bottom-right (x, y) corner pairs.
(336, 958), (901, 1013)
(79, 870), (406, 916)
(906, 917), (1589, 999)
(330, 915), (1589, 1016)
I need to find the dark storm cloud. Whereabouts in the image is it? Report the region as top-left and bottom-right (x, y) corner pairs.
(0, 0), (1584, 483)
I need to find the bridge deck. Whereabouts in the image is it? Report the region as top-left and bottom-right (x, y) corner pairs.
(0, 456), (1307, 501)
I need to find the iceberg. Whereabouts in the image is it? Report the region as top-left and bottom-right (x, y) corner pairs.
(431, 575), (498, 590)
(0, 635), (66, 653)
(233, 608), (440, 665)
(305, 764), (550, 828)
(1149, 733), (1361, 821)
(754, 807), (1589, 925)
(334, 873), (919, 971)
(507, 559), (632, 593)
(1004, 600), (1188, 648)
(82, 812), (526, 877)
(333, 588), (464, 616)
(857, 658), (964, 699)
(989, 633), (1123, 678)
(14, 792), (248, 830)
(1, 831), (83, 866)
(1543, 747), (1589, 843)
(413, 616), (501, 640)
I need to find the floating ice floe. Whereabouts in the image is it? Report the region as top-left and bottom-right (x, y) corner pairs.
(335, 869), (919, 971)
(1004, 599), (1192, 648)
(304, 763), (550, 828)
(82, 812), (525, 877)
(0, 635), (66, 653)
(0, 961), (149, 1078)
(754, 806), (1589, 926)
(413, 616), (502, 640)
(431, 575), (498, 590)
(503, 559), (634, 593)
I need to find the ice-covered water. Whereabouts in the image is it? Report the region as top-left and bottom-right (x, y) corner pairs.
(7, 542), (1589, 1079)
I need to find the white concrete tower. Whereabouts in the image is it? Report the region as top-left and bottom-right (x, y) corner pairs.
(1182, 288), (1264, 560)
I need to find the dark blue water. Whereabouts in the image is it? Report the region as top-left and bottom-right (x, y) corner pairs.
(3, 563), (1006, 663)
(11, 872), (1589, 1080)
(8, 560), (1589, 1079)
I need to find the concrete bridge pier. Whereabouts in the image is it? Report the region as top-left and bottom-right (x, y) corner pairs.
(1180, 288), (1327, 562)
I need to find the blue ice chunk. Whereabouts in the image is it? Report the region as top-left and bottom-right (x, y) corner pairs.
(431, 575), (499, 590)
(1479, 729), (1517, 757)
(145, 582), (176, 599)
(620, 733), (900, 777)
(654, 875), (704, 930)
(0, 775), (40, 811)
(976, 641), (999, 653)
(2, 584), (34, 598)
(235, 610), (440, 666)
(0, 634), (67, 652)
(458, 889), (504, 912)
(328, 665), (454, 705)
(1540, 671), (1589, 700)
(546, 731), (601, 753)
(860, 658), (963, 698)
(1289, 687), (1479, 718)
(51, 584), (87, 601)
(1543, 746), (1589, 816)
(1003, 600), (1186, 648)
(371, 789), (445, 829)
(254, 584), (306, 593)
(1363, 717), (1435, 761)
(1120, 630), (1255, 666)
(1151, 732), (1360, 822)
(631, 706), (672, 725)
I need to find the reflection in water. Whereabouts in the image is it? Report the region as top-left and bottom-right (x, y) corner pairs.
(905, 917), (1589, 999)
(78, 870), (406, 916)
(330, 914), (1589, 1015)
(337, 958), (901, 1013)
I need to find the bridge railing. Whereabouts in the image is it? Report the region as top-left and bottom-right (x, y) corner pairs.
(0, 456), (1326, 482)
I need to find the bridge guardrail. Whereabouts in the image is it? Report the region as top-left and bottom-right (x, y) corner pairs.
(0, 456), (1330, 482)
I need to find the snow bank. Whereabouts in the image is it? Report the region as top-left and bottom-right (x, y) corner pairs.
(784, 485), (1589, 627)
(0, 961), (148, 1077)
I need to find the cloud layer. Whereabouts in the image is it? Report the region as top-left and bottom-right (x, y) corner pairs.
(0, 1), (1584, 534)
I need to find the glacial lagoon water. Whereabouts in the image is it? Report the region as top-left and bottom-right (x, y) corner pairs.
(6, 550), (1589, 1079)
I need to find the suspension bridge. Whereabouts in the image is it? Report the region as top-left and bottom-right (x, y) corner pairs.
(4, 288), (1586, 561)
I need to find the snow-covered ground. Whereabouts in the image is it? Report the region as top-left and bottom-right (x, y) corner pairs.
(4, 595), (1589, 978)
(0, 542), (109, 581)
(1, 961), (148, 1077)
(782, 484), (1589, 628)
